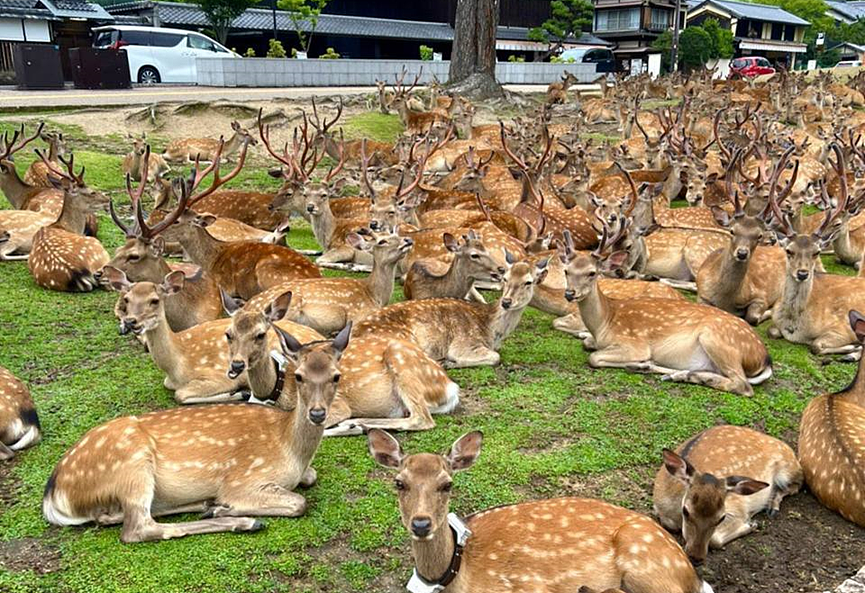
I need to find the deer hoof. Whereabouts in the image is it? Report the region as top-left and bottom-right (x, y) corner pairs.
(766, 508), (779, 519)
(237, 390), (252, 401)
(202, 503), (231, 519)
(661, 371), (688, 382)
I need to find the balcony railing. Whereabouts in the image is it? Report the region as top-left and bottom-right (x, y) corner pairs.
(647, 21), (671, 31)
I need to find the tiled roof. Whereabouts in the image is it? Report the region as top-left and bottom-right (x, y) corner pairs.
(0, 0), (113, 20)
(826, 0), (865, 20)
(690, 0), (810, 25)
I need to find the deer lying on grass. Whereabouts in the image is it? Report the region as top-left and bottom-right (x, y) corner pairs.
(122, 133), (169, 182)
(799, 309), (865, 527)
(28, 154), (110, 292)
(547, 70), (579, 105)
(0, 366), (41, 460)
(0, 123), (63, 219)
(356, 256), (549, 368)
(43, 324), (350, 542)
(403, 230), (505, 301)
(562, 231), (772, 395)
(162, 121), (257, 162)
(653, 425), (802, 563)
(24, 127), (66, 187)
(243, 230), (413, 336)
(367, 429), (714, 593)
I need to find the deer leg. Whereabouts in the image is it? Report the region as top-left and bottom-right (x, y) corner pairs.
(445, 341), (500, 368)
(709, 517), (755, 549)
(465, 287), (486, 303)
(0, 441), (15, 460)
(588, 345), (651, 369)
(744, 301), (770, 326)
(120, 505), (261, 543)
(97, 502), (211, 526)
(811, 336), (860, 356)
(324, 397), (353, 429)
(0, 251), (28, 261)
(174, 380), (247, 405)
(664, 336), (753, 395)
(299, 467), (317, 488)
(317, 246), (359, 264)
(207, 483), (308, 518)
(552, 313), (590, 339)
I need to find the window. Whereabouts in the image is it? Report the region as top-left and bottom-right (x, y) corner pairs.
(731, 58), (747, 69)
(151, 32), (184, 47)
(650, 8), (671, 30)
(119, 30), (151, 46)
(756, 57), (771, 67)
(595, 8), (640, 32)
(92, 30), (115, 48)
(771, 23), (783, 40)
(188, 35), (216, 51)
(784, 24), (795, 41)
(583, 49), (613, 62)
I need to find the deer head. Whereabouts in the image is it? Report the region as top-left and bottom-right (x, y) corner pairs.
(500, 255), (549, 311)
(444, 230), (507, 283)
(102, 267), (185, 335)
(223, 289), (292, 379)
(346, 230), (413, 267)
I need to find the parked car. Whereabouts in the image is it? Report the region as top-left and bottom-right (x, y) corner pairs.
(729, 56), (775, 78)
(92, 25), (239, 84)
(557, 47), (617, 73)
(834, 60), (863, 69)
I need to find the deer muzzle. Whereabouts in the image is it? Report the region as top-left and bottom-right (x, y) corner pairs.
(228, 360), (245, 379)
(308, 407), (327, 425)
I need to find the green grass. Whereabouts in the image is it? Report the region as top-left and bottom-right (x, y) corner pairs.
(0, 110), (860, 593)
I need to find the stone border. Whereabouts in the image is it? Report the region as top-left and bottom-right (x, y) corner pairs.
(823, 567), (865, 593)
(195, 58), (597, 88)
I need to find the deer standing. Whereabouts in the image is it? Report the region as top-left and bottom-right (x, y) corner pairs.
(799, 309), (865, 527)
(43, 324), (350, 542)
(0, 366), (41, 460)
(653, 425), (802, 563)
(367, 429), (714, 593)
(162, 121), (257, 162)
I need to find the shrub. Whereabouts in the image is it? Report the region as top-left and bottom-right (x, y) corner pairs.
(267, 39), (287, 58)
(319, 47), (340, 59)
(419, 45), (434, 61)
(508, 54), (526, 62)
(244, 47), (256, 58)
(550, 55), (576, 63)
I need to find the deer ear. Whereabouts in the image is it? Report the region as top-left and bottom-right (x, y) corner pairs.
(101, 265), (132, 292)
(194, 214), (217, 228)
(267, 168), (284, 179)
(331, 321), (352, 359)
(443, 233), (459, 252)
(267, 290), (292, 322)
(606, 250), (629, 271)
(220, 288), (241, 316)
(726, 476), (770, 495)
(505, 250), (516, 266)
(662, 449), (694, 485)
(273, 323), (304, 361)
(446, 431), (483, 472)
(367, 428), (404, 469)
(161, 270), (185, 295)
(849, 310), (865, 343)
(346, 232), (368, 250)
(711, 206), (731, 227)
(148, 236), (165, 257)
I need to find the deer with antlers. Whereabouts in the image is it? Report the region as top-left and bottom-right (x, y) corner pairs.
(562, 224), (772, 395)
(43, 323), (348, 542)
(162, 121), (257, 162)
(799, 309), (865, 528)
(122, 133), (169, 182)
(653, 426), (802, 563)
(0, 366), (41, 460)
(367, 429), (714, 593)
(27, 153), (110, 292)
(23, 127), (66, 188)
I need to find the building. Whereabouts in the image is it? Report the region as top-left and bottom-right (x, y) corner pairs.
(686, 0), (809, 68)
(590, 0), (686, 70)
(830, 40), (865, 62)
(104, 1), (611, 61)
(825, 1), (865, 25)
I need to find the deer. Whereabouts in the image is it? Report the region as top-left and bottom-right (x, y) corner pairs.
(403, 230), (506, 301)
(306, 98), (396, 167)
(122, 133), (169, 182)
(798, 309), (865, 528)
(42, 323), (351, 543)
(27, 153), (110, 292)
(547, 70), (579, 105)
(242, 230), (413, 336)
(24, 127), (66, 187)
(367, 429), (714, 593)
(0, 366), (41, 460)
(375, 79), (394, 113)
(768, 146), (865, 358)
(653, 425), (802, 563)
(561, 229), (772, 395)
(162, 121), (257, 162)
(355, 256), (549, 368)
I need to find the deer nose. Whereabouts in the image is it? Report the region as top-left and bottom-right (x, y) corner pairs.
(735, 248), (749, 261)
(500, 297), (512, 310)
(306, 204), (315, 213)
(308, 407), (327, 425)
(564, 289), (576, 302)
(796, 269), (810, 281)
(410, 516), (432, 538)
(369, 220), (380, 230)
(497, 266), (506, 275)
(688, 553), (705, 567)
(228, 361), (245, 378)
(120, 320), (139, 335)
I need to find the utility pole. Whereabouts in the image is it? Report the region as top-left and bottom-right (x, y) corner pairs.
(670, 0), (682, 71)
(272, 0), (278, 41)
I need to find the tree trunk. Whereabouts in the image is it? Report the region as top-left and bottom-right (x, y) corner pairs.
(448, 0), (503, 99)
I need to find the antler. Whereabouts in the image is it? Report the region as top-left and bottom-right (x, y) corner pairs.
(814, 143), (849, 240)
(615, 162), (639, 217)
(360, 138), (376, 200)
(258, 107), (297, 175)
(111, 145), (153, 239)
(186, 136), (250, 207)
(0, 121), (44, 161)
(322, 129), (347, 183)
(309, 96), (343, 137)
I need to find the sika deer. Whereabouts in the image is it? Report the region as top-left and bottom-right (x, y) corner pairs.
(653, 426), (802, 563)
(799, 309), (865, 527)
(43, 324), (350, 542)
(24, 128), (66, 187)
(162, 121), (257, 162)
(403, 230), (505, 301)
(562, 238), (772, 395)
(122, 133), (169, 182)
(367, 429), (713, 593)
(243, 230), (413, 336)
(0, 366), (41, 460)
(547, 70), (579, 105)
(0, 123), (62, 216)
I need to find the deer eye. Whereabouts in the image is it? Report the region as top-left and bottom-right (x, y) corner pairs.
(255, 333), (266, 341)
(470, 253), (479, 259)
(715, 515), (726, 526)
(332, 374), (341, 383)
(295, 373), (303, 383)
(439, 481), (453, 493)
(378, 240), (387, 246)
(225, 332), (233, 342)
(587, 271), (597, 278)
(524, 280), (533, 286)
(127, 254), (139, 262)
(149, 298), (159, 306)
(682, 507), (691, 519)
(395, 479), (406, 491)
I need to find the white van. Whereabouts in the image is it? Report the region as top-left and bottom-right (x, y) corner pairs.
(92, 25), (238, 84)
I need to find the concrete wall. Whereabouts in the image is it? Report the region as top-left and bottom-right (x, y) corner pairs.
(196, 58), (597, 87)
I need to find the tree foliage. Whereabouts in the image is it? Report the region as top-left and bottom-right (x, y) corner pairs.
(192, 0), (258, 44)
(528, 0), (594, 49)
(701, 18), (734, 59)
(278, 0), (330, 53)
(653, 21), (732, 72)
(679, 26), (713, 70)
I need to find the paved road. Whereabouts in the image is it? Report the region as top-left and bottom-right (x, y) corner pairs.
(0, 84), (569, 109)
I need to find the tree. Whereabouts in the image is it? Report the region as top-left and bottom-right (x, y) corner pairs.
(678, 26), (712, 70)
(527, 0), (594, 58)
(192, 0), (258, 44)
(278, 0), (329, 55)
(701, 18), (734, 59)
(448, 0), (503, 99)
(652, 30), (673, 71)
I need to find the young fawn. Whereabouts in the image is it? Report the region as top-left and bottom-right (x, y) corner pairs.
(562, 233), (772, 395)
(799, 309), (865, 527)
(368, 429), (713, 593)
(162, 121), (257, 162)
(43, 324), (351, 542)
(403, 230), (506, 301)
(653, 425), (802, 563)
(0, 366), (41, 460)
(28, 156), (110, 292)
(244, 230), (412, 336)
(355, 256), (549, 368)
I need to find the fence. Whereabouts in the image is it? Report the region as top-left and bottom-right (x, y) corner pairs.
(196, 58), (598, 87)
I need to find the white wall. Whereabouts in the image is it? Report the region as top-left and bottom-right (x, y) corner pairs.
(0, 18), (51, 42)
(23, 19), (51, 43)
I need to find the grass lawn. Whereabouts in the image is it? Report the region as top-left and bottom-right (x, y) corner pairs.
(0, 109), (859, 593)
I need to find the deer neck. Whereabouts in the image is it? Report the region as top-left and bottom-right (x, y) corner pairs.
(0, 166), (34, 209)
(833, 219), (856, 262)
(365, 254), (400, 307)
(142, 311), (183, 379)
(439, 255), (474, 299)
(411, 521), (456, 586)
(52, 191), (88, 233)
(841, 359), (865, 407)
(181, 225), (224, 272)
(323, 135), (341, 161)
(129, 151), (142, 174)
(223, 132), (242, 156)
(248, 348), (278, 401)
(487, 299), (528, 350)
(281, 397), (325, 474)
(577, 282), (612, 337)
(777, 268), (812, 331)
(309, 203), (335, 247)
(710, 249), (751, 310)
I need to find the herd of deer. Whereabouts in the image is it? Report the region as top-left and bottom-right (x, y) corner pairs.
(1, 66), (865, 592)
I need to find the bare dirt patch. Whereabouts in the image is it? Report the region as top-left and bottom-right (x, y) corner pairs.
(0, 537), (62, 574)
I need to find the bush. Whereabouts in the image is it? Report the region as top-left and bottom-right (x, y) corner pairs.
(267, 39), (286, 58)
(550, 55), (576, 63)
(244, 47), (256, 58)
(507, 54), (526, 62)
(419, 45), (434, 61)
(319, 47), (340, 59)
(679, 27), (713, 70)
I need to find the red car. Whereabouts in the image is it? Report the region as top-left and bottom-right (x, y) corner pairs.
(729, 56), (776, 78)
